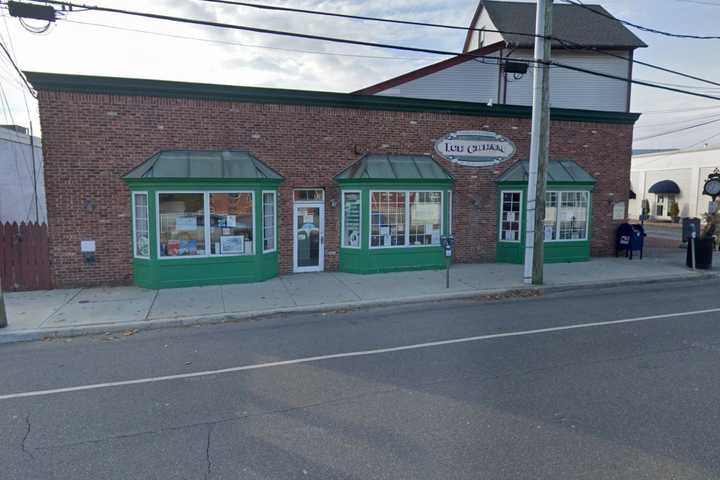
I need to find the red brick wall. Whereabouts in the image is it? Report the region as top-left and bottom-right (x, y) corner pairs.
(37, 91), (633, 287)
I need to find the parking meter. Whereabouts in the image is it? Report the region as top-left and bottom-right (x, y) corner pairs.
(440, 235), (455, 288)
(440, 235), (455, 258)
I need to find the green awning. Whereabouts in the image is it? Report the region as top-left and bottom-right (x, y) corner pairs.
(496, 160), (596, 183)
(124, 150), (283, 180)
(335, 154), (453, 181)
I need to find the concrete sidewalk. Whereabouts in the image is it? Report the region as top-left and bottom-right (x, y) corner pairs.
(2, 250), (717, 343)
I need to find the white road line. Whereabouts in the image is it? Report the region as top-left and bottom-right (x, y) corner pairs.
(2, 306), (719, 401)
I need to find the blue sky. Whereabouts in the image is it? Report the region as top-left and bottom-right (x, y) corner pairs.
(0, 0), (719, 149)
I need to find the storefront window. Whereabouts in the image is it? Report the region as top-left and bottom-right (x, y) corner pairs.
(409, 191), (442, 245)
(159, 193), (205, 257)
(500, 191), (521, 242)
(133, 192), (150, 258)
(210, 192), (254, 255)
(263, 191), (276, 252)
(371, 192), (406, 247)
(544, 192), (558, 241)
(558, 191), (589, 240)
(342, 191), (362, 248)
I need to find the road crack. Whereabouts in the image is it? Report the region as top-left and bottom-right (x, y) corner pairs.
(21, 414), (34, 460)
(204, 424), (213, 480)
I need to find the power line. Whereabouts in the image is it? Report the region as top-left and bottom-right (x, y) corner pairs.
(635, 117), (720, 142)
(197, 0), (720, 89)
(561, 0), (720, 40)
(60, 18), (431, 61)
(686, 130), (720, 149)
(635, 112), (720, 128)
(27, 0), (720, 102)
(0, 40), (36, 97)
(642, 105), (720, 115)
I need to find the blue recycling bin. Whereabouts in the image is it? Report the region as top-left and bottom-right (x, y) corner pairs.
(616, 223), (645, 259)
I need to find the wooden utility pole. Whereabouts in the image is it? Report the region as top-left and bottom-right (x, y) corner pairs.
(523, 0), (553, 285)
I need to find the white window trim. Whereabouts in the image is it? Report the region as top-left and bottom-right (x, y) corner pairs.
(368, 189), (444, 250)
(156, 190), (256, 260)
(341, 190), (362, 249)
(546, 190), (590, 243)
(262, 190), (277, 253)
(293, 188), (324, 203)
(498, 190), (523, 243)
(132, 191), (150, 259)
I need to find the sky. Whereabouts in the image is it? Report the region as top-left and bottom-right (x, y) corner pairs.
(0, 0), (719, 150)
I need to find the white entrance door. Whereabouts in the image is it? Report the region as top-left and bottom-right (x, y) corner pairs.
(293, 202), (324, 272)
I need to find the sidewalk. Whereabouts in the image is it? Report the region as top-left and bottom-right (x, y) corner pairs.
(3, 251), (717, 343)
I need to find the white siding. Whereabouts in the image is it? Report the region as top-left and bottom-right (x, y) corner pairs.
(503, 50), (630, 112)
(0, 128), (47, 223)
(377, 60), (500, 104)
(466, 9), (504, 50)
(374, 49), (631, 112)
(630, 147), (720, 219)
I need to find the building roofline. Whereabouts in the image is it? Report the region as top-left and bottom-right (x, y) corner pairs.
(25, 71), (640, 125)
(462, 1), (488, 52)
(352, 41), (505, 95)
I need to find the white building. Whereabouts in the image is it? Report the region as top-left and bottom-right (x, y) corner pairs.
(629, 145), (720, 221)
(356, 1), (646, 113)
(0, 125), (47, 224)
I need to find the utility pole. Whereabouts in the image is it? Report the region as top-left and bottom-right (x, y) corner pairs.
(30, 121), (39, 224)
(523, 0), (553, 285)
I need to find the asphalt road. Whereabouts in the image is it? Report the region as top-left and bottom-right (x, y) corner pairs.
(2, 278), (720, 479)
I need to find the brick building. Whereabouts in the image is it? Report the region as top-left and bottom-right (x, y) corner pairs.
(27, 72), (638, 288)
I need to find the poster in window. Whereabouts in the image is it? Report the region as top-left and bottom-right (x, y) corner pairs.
(220, 235), (245, 254)
(178, 240), (197, 256)
(167, 240), (180, 256)
(175, 216), (197, 231)
(226, 215), (237, 227)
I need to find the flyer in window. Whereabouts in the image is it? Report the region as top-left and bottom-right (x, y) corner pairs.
(220, 235), (244, 254)
(175, 216), (196, 231)
(226, 215), (236, 227)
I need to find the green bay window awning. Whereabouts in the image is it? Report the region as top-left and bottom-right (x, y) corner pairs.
(496, 160), (596, 184)
(124, 150), (283, 180)
(335, 154), (453, 182)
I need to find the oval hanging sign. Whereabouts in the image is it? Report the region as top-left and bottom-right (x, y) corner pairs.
(434, 130), (516, 167)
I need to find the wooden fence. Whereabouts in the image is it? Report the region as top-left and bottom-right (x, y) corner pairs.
(0, 222), (51, 291)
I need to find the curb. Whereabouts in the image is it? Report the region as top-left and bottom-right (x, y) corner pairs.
(1, 272), (718, 345)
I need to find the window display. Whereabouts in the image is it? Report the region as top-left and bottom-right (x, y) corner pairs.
(342, 191), (361, 248)
(409, 191), (441, 245)
(371, 192), (406, 247)
(133, 192), (149, 258)
(158, 193), (205, 256)
(210, 192), (253, 255)
(500, 191), (521, 242)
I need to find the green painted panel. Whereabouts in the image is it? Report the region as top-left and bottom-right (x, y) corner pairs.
(338, 185), (451, 274)
(127, 182), (279, 288)
(495, 185), (593, 264)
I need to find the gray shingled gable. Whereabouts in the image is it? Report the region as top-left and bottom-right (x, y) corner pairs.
(482, 1), (647, 49)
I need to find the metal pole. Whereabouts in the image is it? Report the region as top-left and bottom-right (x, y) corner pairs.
(523, 0), (553, 285)
(446, 257), (450, 289)
(29, 121), (40, 224)
(0, 276), (7, 329)
(691, 231), (696, 271)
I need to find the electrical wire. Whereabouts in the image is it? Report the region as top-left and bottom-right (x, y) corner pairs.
(0, 40), (37, 97)
(642, 105), (720, 115)
(686, 130), (720, 149)
(60, 18), (430, 61)
(634, 117), (720, 142)
(27, 0), (720, 102)
(195, 0), (720, 89)
(561, 0), (720, 40)
(634, 112), (720, 129)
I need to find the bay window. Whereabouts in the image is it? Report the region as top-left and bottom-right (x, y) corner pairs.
(210, 192), (253, 255)
(369, 190), (442, 248)
(263, 191), (276, 252)
(342, 191), (361, 248)
(133, 192), (149, 258)
(500, 191), (522, 242)
(158, 191), (256, 258)
(158, 193), (205, 257)
(543, 191), (589, 241)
